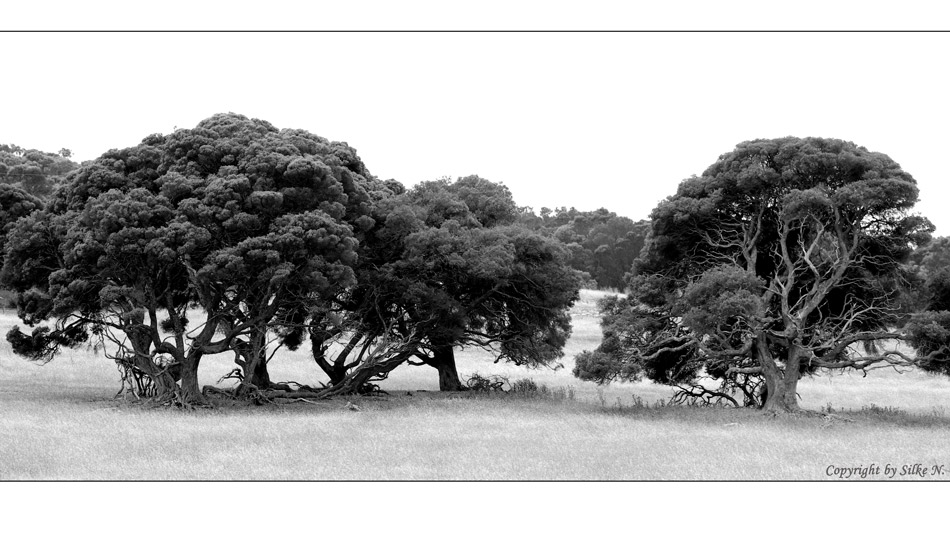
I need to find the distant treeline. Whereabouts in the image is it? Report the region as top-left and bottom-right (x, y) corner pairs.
(517, 206), (649, 291)
(0, 144), (80, 306)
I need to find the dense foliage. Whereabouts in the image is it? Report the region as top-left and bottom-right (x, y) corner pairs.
(307, 175), (581, 393)
(9, 124), (950, 412)
(0, 184), (43, 282)
(906, 236), (950, 312)
(518, 206), (649, 290)
(575, 137), (944, 412)
(1, 114), (375, 402)
(1, 118), (580, 403)
(0, 144), (79, 197)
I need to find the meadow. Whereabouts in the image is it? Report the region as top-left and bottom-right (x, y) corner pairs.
(2, 289), (950, 480)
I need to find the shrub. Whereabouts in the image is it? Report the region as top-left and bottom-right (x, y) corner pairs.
(510, 378), (540, 396)
(465, 373), (509, 392)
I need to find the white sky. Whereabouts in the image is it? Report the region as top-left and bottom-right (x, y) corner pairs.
(2, 4), (949, 235)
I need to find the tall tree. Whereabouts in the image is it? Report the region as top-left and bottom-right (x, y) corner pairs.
(575, 137), (940, 412)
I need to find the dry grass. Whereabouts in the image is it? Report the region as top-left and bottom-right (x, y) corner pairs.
(3, 290), (950, 480)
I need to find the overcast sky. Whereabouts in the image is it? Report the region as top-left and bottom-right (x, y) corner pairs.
(3, 17), (948, 234)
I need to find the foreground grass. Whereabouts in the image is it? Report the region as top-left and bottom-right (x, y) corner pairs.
(3, 290), (950, 480)
(3, 392), (950, 480)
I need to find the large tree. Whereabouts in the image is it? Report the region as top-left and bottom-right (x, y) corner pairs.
(1, 114), (372, 403)
(307, 176), (581, 393)
(575, 137), (941, 412)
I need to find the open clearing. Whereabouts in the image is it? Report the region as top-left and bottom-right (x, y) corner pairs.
(3, 289), (950, 480)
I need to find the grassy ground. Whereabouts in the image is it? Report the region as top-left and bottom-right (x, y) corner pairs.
(3, 290), (950, 480)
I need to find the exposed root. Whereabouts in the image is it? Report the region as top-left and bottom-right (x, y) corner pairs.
(150, 388), (212, 410)
(274, 380), (323, 392)
(198, 376), (383, 405)
(114, 356), (159, 399)
(261, 389), (327, 399)
(202, 385), (237, 399)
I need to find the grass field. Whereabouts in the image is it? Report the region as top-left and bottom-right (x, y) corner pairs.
(3, 289), (950, 480)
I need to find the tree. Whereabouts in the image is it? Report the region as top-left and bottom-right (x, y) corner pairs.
(575, 137), (940, 412)
(308, 176), (581, 393)
(1, 114), (372, 403)
(0, 144), (79, 198)
(585, 216), (649, 290)
(154, 115), (374, 394)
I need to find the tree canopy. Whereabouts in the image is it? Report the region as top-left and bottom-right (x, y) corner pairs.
(575, 137), (942, 412)
(1, 114), (376, 403)
(2, 119), (581, 403)
(0, 144), (79, 197)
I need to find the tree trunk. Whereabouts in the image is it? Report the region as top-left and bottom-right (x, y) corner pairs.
(236, 330), (270, 391)
(756, 333), (801, 413)
(325, 366), (347, 386)
(250, 357), (271, 388)
(430, 344), (464, 391)
(310, 331), (348, 385)
(179, 356), (204, 404)
(317, 349), (415, 398)
(314, 357), (347, 386)
(760, 368), (802, 413)
(149, 362), (180, 397)
(128, 329), (179, 398)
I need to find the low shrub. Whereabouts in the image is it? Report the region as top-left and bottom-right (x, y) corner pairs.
(465, 373), (509, 392)
(510, 378), (540, 396)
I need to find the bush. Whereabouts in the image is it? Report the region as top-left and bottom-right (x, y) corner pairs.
(510, 378), (540, 396)
(465, 373), (509, 392)
(507, 379), (576, 401)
